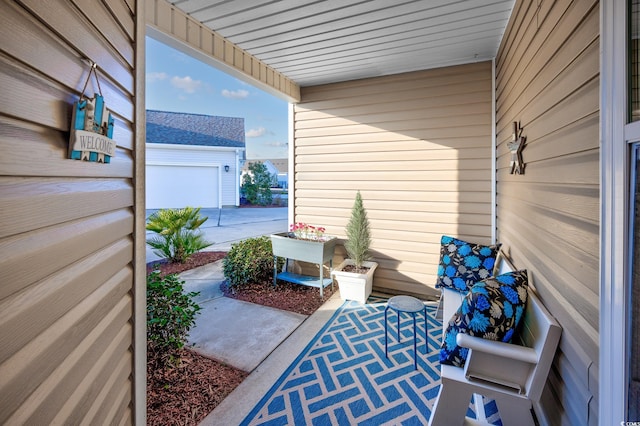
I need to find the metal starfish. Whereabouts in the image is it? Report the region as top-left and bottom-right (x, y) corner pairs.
(507, 121), (526, 174)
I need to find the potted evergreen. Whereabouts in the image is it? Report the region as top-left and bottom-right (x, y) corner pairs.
(331, 191), (378, 304)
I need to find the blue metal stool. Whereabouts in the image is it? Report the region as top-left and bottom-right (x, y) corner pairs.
(384, 295), (428, 370)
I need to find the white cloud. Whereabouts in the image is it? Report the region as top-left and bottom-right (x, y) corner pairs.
(246, 127), (268, 138)
(265, 141), (287, 147)
(171, 75), (202, 94)
(222, 89), (249, 99)
(147, 72), (168, 82)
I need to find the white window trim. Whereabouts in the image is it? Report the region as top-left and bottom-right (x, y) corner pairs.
(600, 0), (628, 424)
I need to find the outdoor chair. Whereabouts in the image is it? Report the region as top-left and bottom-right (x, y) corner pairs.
(429, 251), (562, 426)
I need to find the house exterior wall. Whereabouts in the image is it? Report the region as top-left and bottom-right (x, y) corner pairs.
(146, 143), (240, 208)
(494, 0), (599, 425)
(0, 0), (143, 424)
(294, 62), (494, 297)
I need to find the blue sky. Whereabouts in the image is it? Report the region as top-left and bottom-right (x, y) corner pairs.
(145, 37), (289, 159)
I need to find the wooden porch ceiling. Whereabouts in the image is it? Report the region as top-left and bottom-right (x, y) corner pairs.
(169, 0), (515, 87)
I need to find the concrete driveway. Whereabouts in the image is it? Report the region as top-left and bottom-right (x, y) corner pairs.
(145, 207), (288, 262)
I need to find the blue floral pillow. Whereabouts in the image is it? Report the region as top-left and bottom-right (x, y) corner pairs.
(440, 270), (528, 368)
(435, 235), (501, 293)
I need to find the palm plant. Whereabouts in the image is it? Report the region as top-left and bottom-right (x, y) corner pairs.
(344, 191), (372, 270)
(146, 207), (212, 263)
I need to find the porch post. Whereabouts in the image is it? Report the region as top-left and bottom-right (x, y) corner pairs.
(134, 0), (147, 423)
(599, 0), (628, 424)
(288, 103), (295, 226)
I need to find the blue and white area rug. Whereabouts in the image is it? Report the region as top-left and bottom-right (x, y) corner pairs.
(241, 298), (501, 425)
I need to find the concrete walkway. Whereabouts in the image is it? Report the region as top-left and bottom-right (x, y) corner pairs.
(177, 258), (344, 425)
(201, 291), (344, 426)
(146, 206), (299, 372)
(181, 260), (308, 372)
(144, 207), (344, 424)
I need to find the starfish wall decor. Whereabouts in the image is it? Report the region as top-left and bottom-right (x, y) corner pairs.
(507, 121), (526, 174)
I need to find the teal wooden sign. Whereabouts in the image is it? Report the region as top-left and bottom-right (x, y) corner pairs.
(69, 62), (116, 163)
(69, 94), (115, 163)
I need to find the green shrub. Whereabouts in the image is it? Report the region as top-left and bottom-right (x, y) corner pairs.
(241, 162), (273, 206)
(147, 271), (201, 363)
(223, 236), (283, 288)
(146, 207), (213, 263)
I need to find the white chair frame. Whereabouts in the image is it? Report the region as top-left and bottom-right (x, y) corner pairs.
(429, 252), (562, 426)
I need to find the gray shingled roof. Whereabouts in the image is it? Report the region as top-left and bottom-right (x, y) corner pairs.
(146, 110), (245, 148)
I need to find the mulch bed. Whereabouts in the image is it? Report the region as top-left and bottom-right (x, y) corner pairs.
(221, 280), (335, 316)
(147, 348), (247, 426)
(146, 251), (228, 277)
(147, 251), (333, 425)
(238, 203), (285, 208)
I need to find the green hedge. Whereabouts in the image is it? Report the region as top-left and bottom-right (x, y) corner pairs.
(223, 236), (283, 288)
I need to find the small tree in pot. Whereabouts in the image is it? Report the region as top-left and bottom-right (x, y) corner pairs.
(344, 191), (372, 272)
(332, 191), (378, 303)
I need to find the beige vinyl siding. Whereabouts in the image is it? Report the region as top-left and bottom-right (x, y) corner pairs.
(293, 62), (493, 297)
(0, 0), (142, 424)
(495, 0), (599, 425)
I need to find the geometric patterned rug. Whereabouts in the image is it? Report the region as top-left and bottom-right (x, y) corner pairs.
(240, 297), (502, 425)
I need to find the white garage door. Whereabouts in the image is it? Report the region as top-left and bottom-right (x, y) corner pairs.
(146, 164), (219, 209)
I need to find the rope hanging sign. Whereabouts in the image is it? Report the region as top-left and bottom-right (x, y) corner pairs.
(68, 62), (116, 163)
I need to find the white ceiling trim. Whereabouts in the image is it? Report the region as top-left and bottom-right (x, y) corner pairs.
(147, 0), (301, 102)
(170, 0), (516, 87)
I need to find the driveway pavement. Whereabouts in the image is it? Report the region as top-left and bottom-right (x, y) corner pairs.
(145, 207), (288, 262)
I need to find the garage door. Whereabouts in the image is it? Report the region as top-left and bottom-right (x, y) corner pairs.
(146, 164), (219, 209)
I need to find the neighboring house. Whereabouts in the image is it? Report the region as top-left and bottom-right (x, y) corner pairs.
(146, 110), (245, 208)
(1, 1), (634, 425)
(242, 159), (288, 188)
(268, 159), (289, 189)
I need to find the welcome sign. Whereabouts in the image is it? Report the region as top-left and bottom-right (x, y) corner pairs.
(69, 93), (116, 163)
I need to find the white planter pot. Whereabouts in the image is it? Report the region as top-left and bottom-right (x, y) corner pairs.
(270, 232), (337, 297)
(331, 260), (378, 304)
